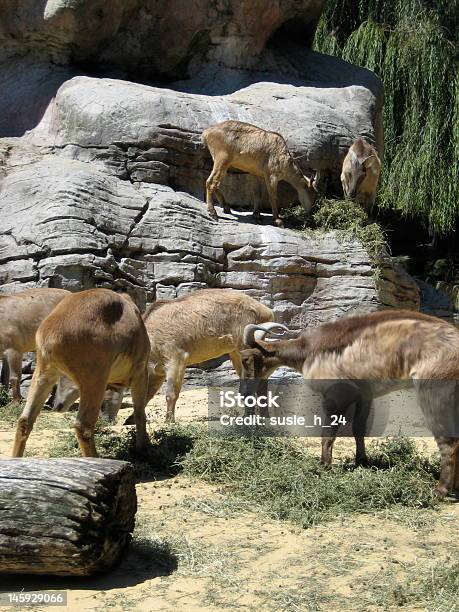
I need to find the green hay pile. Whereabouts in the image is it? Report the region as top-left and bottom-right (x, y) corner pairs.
(180, 434), (439, 528)
(49, 422), (202, 479)
(284, 198), (388, 261)
(49, 425), (440, 528)
(314, 0), (458, 236)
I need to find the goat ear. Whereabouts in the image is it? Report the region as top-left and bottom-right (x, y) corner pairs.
(363, 155), (376, 169)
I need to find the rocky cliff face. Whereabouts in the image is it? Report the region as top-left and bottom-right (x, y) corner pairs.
(0, 0), (418, 357)
(0, 1), (325, 74)
(0, 148), (418, 320)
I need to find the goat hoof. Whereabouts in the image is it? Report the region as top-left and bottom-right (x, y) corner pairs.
(123, 412), (136, 426)
(434, 485), (449, 499)
(208, 210), (219, 221)
(274, 218), (284, 228)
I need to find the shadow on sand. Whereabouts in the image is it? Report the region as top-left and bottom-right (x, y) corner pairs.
(1, 538), (178, 592)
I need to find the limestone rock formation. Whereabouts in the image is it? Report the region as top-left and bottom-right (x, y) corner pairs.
(0, 153), (418, 321)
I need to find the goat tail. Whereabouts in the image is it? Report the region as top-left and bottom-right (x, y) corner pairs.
(0, 356), (10, 390)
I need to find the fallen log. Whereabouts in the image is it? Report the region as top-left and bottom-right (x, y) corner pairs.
(0, 458), (137, 576)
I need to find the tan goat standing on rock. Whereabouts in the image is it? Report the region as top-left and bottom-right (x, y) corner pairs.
(0, 288), (70, 400)
(202, 120), (318, 227)
(240, 310), (459, 498)
(341, 137), (381, 211)
(12, 289), (151, 458)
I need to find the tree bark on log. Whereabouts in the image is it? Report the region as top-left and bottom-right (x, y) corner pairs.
(0, 458), (137, 576)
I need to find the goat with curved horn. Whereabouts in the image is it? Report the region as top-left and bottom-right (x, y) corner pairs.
(243, 322), (294, 347)
(239, 309), (459, 498)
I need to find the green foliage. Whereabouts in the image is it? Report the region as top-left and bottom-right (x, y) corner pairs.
(314, 0), (458, 235)
(281, 203), (313, 232)
(313, 198), (368, 229)
(284, 199), (387, 261)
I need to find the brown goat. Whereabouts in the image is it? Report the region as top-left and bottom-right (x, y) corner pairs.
(341, 137), (381, 211)
(53, 375), (124, 420)
(240, 310), (459, 498)
(121, 289), (275, 424)
(0, 288), (70, 400)
(12, 289), (151, 458)
(202, 120), (317, 226)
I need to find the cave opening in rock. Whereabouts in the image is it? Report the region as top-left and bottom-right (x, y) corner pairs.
(267, 17), (318, 50)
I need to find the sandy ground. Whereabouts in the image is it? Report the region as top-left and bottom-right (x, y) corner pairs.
(0, 389), (458, 611)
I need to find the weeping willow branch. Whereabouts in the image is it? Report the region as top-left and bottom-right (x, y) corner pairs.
(315, 0), (458, 236)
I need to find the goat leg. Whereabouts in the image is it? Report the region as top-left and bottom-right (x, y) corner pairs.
(352, 398), (372, 467)
(13, 365), (58, 457)
(205, 158), (230, 221)
(320, 380), (364, 466)
(265, 176), (283, 227)
(5, 348), (23, 402)
(215, 188), (231, 215)
(74, 380), (109, 458)
(434, 436), (459, 497)
(164, 361), (186, 423)
(131, 367), (149, 455)
(1, 356), (10, 396)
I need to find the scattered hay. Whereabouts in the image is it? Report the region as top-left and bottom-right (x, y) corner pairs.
(357, 559), (459, 610)
(49, 422), (201, 478)
(0, 400), (75, 431)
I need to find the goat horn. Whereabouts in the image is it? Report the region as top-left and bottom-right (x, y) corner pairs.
(312, 169), (321, 192)
(243, 322), (292, 348)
